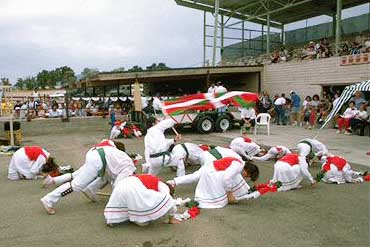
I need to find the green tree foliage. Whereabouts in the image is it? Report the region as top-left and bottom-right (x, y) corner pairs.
(81, 68), (99, 80)
(15, 78), (25, 90)
(112, 67), (125, 73)
(0, 78), (10, 86)
(127, 65), (143, 72)
(145, 63), (170, 71)
(24, 76), (37, 90)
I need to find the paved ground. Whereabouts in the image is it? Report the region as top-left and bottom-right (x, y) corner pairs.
(0, 118), (369, 247)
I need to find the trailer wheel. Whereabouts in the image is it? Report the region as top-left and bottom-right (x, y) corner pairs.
(196, 115), (215, 134)
(215, 115), (232, 132)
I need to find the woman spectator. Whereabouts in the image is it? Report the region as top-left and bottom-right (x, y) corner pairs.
(260, 91), (272, 113)
(349, 104), (368, 135)
(302, 96), (312, 128)
(336, 101), (358, 135)
(308, 95), (320, 129)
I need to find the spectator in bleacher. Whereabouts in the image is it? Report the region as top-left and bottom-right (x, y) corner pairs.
(274, 93), (287, 125)
(49, 105), (60, 118)
(349, 104), (368, 134)
(350, 91), (366, 109)
(307, 41), (316, 60)
(271, 51), (280, 63)
(207, 83), (217, 94)
(364, 37), (370, 53)
(336, 101), (358, 135)
(350, 41), (362, 55)
(290, 91), (301, 126)
(340, 42), (350, 56)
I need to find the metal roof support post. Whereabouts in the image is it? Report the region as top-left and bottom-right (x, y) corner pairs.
(221, 15), (224, 62)
(261, 25), (264, 53)
(266, 14), (270, 54)
(335, 0), (342, 55)
(281, 24), (285, 46)
(242, 21), (245, 58)
(212, 0), (220, 66)
(203, 11), (207, 66)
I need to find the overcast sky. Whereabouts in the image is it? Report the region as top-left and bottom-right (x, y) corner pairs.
(0, 1), (368, 83)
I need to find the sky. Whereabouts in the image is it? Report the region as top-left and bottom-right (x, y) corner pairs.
(0, 1), (369, 83)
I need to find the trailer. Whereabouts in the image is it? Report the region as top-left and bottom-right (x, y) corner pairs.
(161, 91), (258, 134)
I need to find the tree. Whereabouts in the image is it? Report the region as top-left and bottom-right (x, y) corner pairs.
(36, 70), (51, 89)
(127, 65), (143, 72)
(81, 68), (99, 80)
(15, 78), (25, 90)
(156, 62), (170, 70)
(24, 77), (37, 90)
(112, 67), (125, 73)
(0, 78), (10, 86)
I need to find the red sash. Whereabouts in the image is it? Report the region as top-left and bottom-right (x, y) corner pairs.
(214, 157), (241, 171)
(323, 156), (347, 172)
(243, 137), (252, 143)
(279, 153), (299, 166)
(199, 144), (211, 151)
(24, 146), (46, 161)
(95, 140), (114, 148)
(135, 174), (159, 191)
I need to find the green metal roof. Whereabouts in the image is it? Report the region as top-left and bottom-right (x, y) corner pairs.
(175, 0), (369, 26)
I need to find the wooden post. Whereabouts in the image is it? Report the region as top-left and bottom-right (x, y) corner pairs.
(133, 80), (142, 111)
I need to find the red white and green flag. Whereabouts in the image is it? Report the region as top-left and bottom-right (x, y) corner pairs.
(162, 91), (258, 116)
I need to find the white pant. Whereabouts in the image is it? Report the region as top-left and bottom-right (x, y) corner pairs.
(297, 143), (311, 157)
(41, 153), (103, 207)
(147, 155), (171, 175)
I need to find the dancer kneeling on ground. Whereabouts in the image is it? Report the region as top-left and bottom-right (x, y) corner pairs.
(297, 138), (328, 162)
(201, 145), (243, 164)
(41, 139), (136, 215)
(253, 145), (291, 162)
(270, 153), (315, 192)
(8, 146), (58, 180)
(229, 136), (262, 160)
(142, 118), (181, 175)
(169, 142), (206, 177)
(104, 174), (180, 226)
(318, 155), (364, 184)
(168, 157), (259, 208)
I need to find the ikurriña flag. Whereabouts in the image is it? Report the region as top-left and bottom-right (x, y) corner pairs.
(162, 91), (259, 116)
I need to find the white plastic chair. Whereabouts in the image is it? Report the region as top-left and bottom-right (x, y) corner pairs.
(254, 113), (271, 136)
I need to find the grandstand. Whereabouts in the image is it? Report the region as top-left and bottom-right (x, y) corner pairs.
(79, 1), (370, 98)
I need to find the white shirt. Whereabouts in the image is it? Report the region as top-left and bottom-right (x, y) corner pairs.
(240, 108), (256, 119)
(342, 107), (358, 118)
(207, 86), (216, 94)
(274, 97), (286, 105)
(144, 119), (176, 162)
(152, 97), (162, 111)
(215, 86), (227, 94)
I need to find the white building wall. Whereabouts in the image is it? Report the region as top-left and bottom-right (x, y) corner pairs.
(263, 56), (370, 97)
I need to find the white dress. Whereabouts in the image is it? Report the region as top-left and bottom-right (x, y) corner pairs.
(297, 138), (328, 158)
(271, 154), (314, 192)
(321, 156), (362, 184)
(201, 146), (243, 165)
(174, 157), (250, 209)
(104, 176), (176, 224)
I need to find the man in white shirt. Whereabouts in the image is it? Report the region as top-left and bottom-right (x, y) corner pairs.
(207, 83), (216, 94)
(152, 94), (162, 114)
(215, 81), (227, 94)
(240, 107), (256, 132)
(274, 93), (287, 125)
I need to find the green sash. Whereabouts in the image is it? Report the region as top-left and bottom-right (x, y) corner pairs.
(181, 143), (189, 163)
(209, 148), (222, 160)
(97, 148), (107, 177)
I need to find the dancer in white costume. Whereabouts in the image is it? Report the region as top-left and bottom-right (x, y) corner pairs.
(253, 146), (291, 161)
(109, 121), (125, 139)
(319, 155), (364, 184)
(142, 118), (181, 175)
(270, 153), (315, 192)
(8, 146), (57, 180)
(169, 142), (206, 177)
(229, 136), (262, 160)
(168, 157), (259, 208)
(104, 174), (180, 226)
(40, 139), (136, 215)
(297, 138), (328, 160)
(201, 145), (243, 164)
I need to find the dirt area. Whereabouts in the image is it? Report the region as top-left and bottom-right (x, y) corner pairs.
(0, 118), (369, 247)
